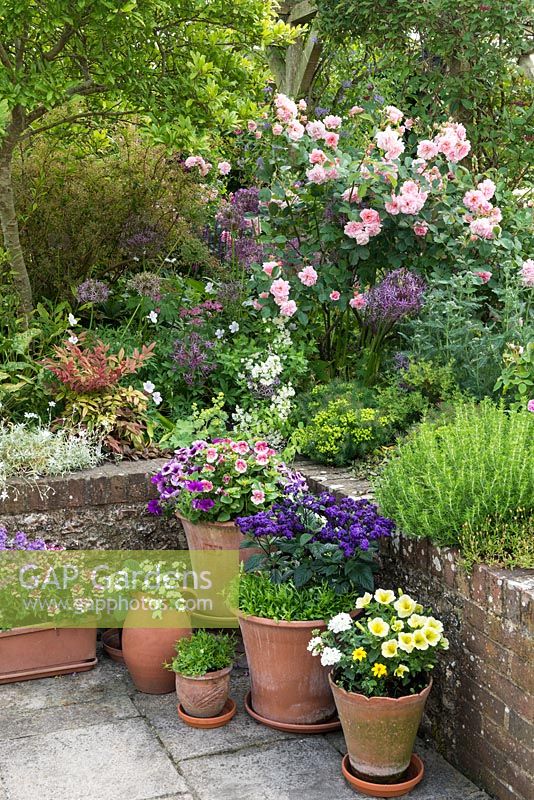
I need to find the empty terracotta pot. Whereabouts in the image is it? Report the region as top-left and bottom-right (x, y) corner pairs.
(238, 612), (335, 725)
(330, 674), (432, 782)
(175, 665), (232, 718)
(122, 600), (191, 694)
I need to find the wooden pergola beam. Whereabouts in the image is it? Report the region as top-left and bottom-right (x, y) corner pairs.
(269, 0), (321, 97)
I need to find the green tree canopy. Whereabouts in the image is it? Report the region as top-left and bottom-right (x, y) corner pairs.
(0, 0), (295, 318)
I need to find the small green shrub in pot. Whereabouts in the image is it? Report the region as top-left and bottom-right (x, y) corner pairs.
(167, 631), (236, 720)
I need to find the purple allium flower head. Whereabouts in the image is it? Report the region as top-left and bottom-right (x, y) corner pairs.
(363, 269), (425, 332)
(126, 272), (163, 302)
(76, 279), (110, 304)
(172, 333), (216, 386)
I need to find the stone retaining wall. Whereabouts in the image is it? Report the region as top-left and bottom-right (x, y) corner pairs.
(1, 458), (532, 799)
(0, 460), (185, 549)
(300, 462), (534, 800)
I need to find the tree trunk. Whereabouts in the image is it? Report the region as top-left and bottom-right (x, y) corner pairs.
(0, 140), (33, 323)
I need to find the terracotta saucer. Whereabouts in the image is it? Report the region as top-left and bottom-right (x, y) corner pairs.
(341, 753), (425, 797)
(244, 690), (341, 733)
(177, 698), (237, 729)
(101, 629), (125, 664)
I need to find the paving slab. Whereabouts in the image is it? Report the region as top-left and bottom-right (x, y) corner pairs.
(133, 671), (293, 762)
(0, 657), (133, 713)
(1, 693), (139, 740)
(179, 737), (357, 800)
(0, 718), (188, 800)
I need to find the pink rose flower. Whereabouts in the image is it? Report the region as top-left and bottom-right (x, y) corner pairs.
(375, 126), (405, 160)
(272, 123), (283, 135)
(341, 187), (360, 203)
(360, 208), (380, 226)
(324, 114), (342, 129)
(306, 120), (326, 140)
(262, 260), (279, 276)
(287, 120), (305, 141)
(348, 106), (364, 116)
(270, 278), (290, 303)
(469, 218), (496, 239)
(384, 105), (403, 124)
(478, 179), (496, 200)
(306, 164), (328, 184)
(413, 221), (429, 236)
(349, 293), (367, 309)
(324, 131), (339, 148)
(474, 271), (492, 283)
(416, 140), (439, 160)
(279, 299), (297, 317)
(329, 290), (340, 301)
(298, 265), (318, 287)
(520, 258), (534, 287)
(309, 148), (327, 165)
(247, 120), (258, 132)
(344, 220), (363, 238)
(385, 196), (401, 215)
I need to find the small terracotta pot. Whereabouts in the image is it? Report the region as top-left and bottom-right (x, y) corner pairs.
(101, 629), (125, 664)
(238, 612), (336, 725)
(122, 600), (191, 694)
(175, 665), (232, 718)
(330, 674), (432, 782)
(0, 625), (97, 684)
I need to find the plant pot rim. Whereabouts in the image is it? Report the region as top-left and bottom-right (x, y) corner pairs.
(174, 665), (233, 681)
(329, 672), (433, 704)
(176, 513), (236, 528)
(0, 623), (84, 638)
(236, 610), (331, 628)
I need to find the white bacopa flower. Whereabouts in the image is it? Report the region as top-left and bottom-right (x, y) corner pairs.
(68, 335), (78, 344)
(143, 381), (155, 394)
(68, 313), (78, 326)
(229, 321), (239, 333)
(327, 613), (353, 634)
(147, 311), (158, 324)
(307, 635), (323, 654)
(320, 647), (343, 667)
(152, 391), (162, 406)
(48, 401), (56, 408)
(205, 281), (215, 294)
(215, 328), (225, 339)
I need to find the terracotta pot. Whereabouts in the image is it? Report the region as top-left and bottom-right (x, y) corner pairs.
(238, 612), (335, 725)
(0, 625), (97, 684)
(178, 697), (237, 729)
(178, 515), (260, 623)
(330, 674), (432, 782)
(175, 665), (232, 718)
(101, 629), (125, 664)
(122, 600), (191, 694)
(178, 515), (257, 563)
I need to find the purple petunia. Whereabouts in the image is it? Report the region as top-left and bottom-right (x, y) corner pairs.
(0, 526), (58, 551)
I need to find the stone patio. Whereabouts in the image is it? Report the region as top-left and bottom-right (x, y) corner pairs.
(0, 643), (492, 800)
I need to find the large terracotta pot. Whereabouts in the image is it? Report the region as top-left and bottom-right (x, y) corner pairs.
(330, 673), (432, 782)
(175, 666), (232, 718)
(122, 599), (191, 694)
(238, 612), (335, 725)
(0, 625), (97, 684)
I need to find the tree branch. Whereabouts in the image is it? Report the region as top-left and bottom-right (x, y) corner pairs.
(19, 109), (142, 140)
(0, 40), (14, 71)
(42, 24), (76, 61)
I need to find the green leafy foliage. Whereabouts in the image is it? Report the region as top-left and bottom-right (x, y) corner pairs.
(236, 572), (360, 622)
(166, 630), (236, 677)
(458, 510), (534, 572)
(376, 401), (534, 547)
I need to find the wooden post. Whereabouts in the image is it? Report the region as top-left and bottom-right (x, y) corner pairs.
(270, 1), (321, 98)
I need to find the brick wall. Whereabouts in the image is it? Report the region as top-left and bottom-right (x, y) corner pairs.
(0, 459), (185, 549)
(299, 461), (534, 800)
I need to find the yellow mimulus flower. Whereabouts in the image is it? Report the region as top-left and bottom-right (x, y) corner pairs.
(368, 617), (390, 638)
(413, 629), (429, 650)
(393, 594), (417, 618)
(391, 619), (404, 632)
(355, 592), (373, 609)
(381, 639), (398, 658)
(352, 647), (367, 662)
(407, 613), (426, 629)
(425, 617), (444, 634)
(398, 632), (415, 653)
(422, 626), (441, 646)
(371, 662), (388, 678)
(415, 604), (424, 613)
(394, 664), (410, 678)
(374, 588), (395, 604)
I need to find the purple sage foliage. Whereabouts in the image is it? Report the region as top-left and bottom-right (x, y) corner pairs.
(76, 279), (110, 304)
(363, 269), (425, 331)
